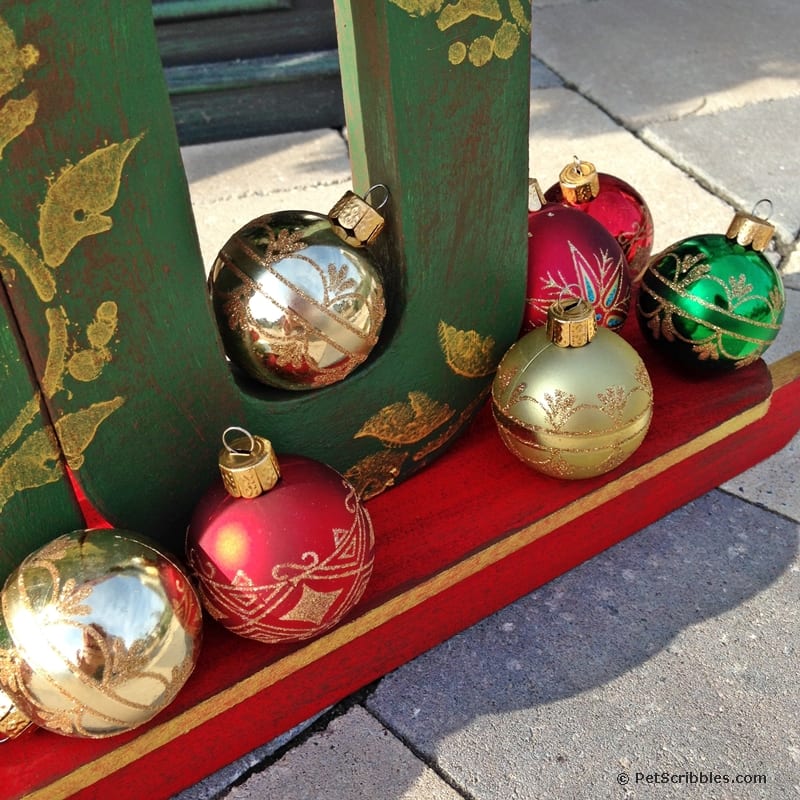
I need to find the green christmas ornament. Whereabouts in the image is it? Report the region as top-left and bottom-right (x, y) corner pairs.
(637, 205), (785, 371)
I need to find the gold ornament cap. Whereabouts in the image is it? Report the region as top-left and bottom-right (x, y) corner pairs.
(558, 157), (600, 204)
(328, 184), (389, 248)
(546, 297), (597, 348)
(726, 203), (775, 252)
(529, 178), (546, 211)
(218, 427), (281, 499)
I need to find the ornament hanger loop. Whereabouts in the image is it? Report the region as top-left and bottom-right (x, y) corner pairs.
(751, 198), (773, 221)
(572, 154), (582, 173)
(365, 183), (390, 211)
(222, 426), (255, 455)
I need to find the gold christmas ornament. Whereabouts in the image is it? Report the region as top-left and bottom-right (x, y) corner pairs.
(0, 529), (203, 739)
(492, 298), (654, 479)
(209, 186), (389, 391)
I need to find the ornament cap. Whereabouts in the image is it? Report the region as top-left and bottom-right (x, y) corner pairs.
(528, 178), (546, 211)
(218, 427), (281, 499)
(328, 186), (387, 247)
(559, 158), (600, 204)
(546, 297), (597, 348)
(726, 209), (775, 252)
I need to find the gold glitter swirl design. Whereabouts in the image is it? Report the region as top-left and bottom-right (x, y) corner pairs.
(189, 482), (375, 643)
(494, 367), (653, 478)
(219, 226), (386, 388)
(390, 0), (531, 67)
(638, 250), (785, 369)
(0, 13), (133, 511)
(0, 535), (199, 738)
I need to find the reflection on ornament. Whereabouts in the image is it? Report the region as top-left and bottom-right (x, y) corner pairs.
(209, 188), (389, 391)
(187, 429), (375, 643)
(0, 530), (202, 738)
(493, 298), (653, 479)
(637, 207), (785, 371)
(526, 183), (631, 332)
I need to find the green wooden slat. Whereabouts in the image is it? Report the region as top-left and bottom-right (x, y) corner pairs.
(164, 49), (341, 93)
(0, 284), (84, 584)
(152, 0), (291, 22)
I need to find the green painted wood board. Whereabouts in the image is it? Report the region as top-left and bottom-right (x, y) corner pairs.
(0, 283), (83, 584)
(0, 0), (530, 559)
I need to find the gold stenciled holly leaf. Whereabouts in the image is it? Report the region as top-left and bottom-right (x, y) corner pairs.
(0, 427), (61, 513)
(0, 16), (39, 99)
(54, 396), (125, 470)
(438, 320), (497, 378)
(38, 132), (146, 267)
(344, 449), (410, 501)
(0, 92), (38, 159)
(354, 391), (455, 447)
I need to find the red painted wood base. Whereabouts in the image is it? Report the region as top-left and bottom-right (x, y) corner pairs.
(4, 325), (799, 800)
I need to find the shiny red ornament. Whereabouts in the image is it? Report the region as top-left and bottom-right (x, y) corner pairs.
(186, 430), (375, 643)
(525, 181), (631, 332)
(544, 159), (654, 283)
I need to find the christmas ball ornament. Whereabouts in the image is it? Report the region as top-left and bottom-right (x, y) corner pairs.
(209, 186), (389, 390)
(492, 297), (653, 479)
(525, 180), (631, 332)
(0, 530), (202, 738)
(186, 428), (375, 643)
(545, 157), (654, 281)
(637, 205), (785, 371)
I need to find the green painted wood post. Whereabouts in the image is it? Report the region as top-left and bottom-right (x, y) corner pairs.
(0, 0), (530, 561)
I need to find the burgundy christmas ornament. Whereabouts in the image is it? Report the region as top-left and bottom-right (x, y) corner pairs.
(525, 180), (631, 332)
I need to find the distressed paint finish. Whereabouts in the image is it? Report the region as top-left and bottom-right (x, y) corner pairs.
(0, 0), (530, 555)
(0, 284), (83, 584)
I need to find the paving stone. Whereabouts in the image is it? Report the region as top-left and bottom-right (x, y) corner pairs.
(172, 712), (327, 800)
(182, 129), (351, 269)
(228, 706), (465, 800)
(643, 96), (800, 245)
(529, 86), (734, 252)
(719, 285), (799, 519)
(532, 0), (800, 128)
(367, 492), (800, 800)
(783, 242), (800, 291)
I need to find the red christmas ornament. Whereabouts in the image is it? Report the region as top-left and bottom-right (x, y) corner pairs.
(186, 428), (375, 643)
(525, 180), (631, 332)
(544, 158), (654, 282)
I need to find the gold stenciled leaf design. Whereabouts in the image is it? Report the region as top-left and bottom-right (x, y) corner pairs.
(39, 132), (146, 268)
(355, 391), (455, 447)
(0, 92), (38, 159)
(0, 426), (62, 513)
(54, 397), (125, 471)
(68, 301), (118, 382)
(0, 217), (55, 301)
(344, 449), (410, 501)
(389, 0), (530, 67)
(0, 16), (39, 99)
(438, 320), (497, 378)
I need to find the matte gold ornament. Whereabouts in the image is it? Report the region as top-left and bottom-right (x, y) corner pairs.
(0, 529), (203, 739)
(492, 298), (654, 479)
(209, 186), (389, 391)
